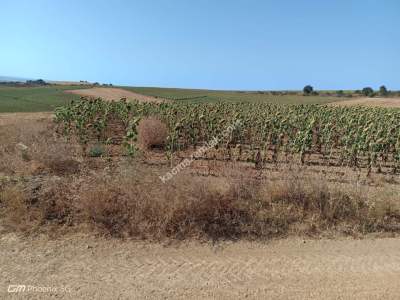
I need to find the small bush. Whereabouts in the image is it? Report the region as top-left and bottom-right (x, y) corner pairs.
(89, 145), (105, 157)
(137, 117), (168, 150)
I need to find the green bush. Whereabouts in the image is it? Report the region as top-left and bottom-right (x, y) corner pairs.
(89, 145), (104, 157)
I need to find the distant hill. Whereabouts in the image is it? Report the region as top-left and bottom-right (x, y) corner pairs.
(0, 76), (94, 86)
(0, 75), (31, 82)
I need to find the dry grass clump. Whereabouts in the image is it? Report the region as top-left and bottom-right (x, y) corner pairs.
(1, 169), (400, 240)
(0, 179), (75, 233)
(0, 185), (30, 230)
(79, 185), (133, 236)
(0, 120), (79, 176)
(137, 117), (168, 150)
(36, 142), (80, 175)
(77, 176), (265, 239)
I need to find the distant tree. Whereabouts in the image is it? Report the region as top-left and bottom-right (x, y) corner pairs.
(26, 79), (47, 86)
(303, 85), (314, 95)
(336, 90), (344, 97)
(379, 85), (388, 96)
(362, 87), (374, 97)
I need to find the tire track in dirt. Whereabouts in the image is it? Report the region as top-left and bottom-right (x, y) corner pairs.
(1, 234), (400, 299)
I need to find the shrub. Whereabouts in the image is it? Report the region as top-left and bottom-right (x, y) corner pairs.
(137, 117), (168, 150)
(89, 145), (104, 157)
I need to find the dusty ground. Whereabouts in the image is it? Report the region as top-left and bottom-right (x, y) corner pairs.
(65, 87), (165, 103)
(1, 232), (400, 299)
(330, 97), (400, 108)
(0, 112), (53, 126)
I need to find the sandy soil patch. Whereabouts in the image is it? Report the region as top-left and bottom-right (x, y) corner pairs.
(65, 87), (164, 103)
(330, 97), (400, 108)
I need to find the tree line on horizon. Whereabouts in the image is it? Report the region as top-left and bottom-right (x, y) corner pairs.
(302, 85), (397, 98)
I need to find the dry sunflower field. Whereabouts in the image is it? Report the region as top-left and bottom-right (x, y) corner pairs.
(3, 96), (400, 238)
(56, 98), (400, 174)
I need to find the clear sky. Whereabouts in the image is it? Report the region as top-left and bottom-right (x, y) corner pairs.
(1, 0), (399, 90)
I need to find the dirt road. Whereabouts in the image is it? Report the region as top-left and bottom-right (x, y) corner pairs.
(1, 233), (400, 299)
(65, 87), (164, 103)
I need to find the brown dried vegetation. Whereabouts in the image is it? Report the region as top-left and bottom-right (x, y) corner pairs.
(2, 169), (400, 240)
(137, 117), (168, 150)
(1, 116), (400, 241)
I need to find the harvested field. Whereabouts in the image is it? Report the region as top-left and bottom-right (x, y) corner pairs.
(65, 87), (165, 103)
(330, 97), (400, 108)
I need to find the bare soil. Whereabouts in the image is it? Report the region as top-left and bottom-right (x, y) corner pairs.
(1, 232), (400, 299)
(65, 87), (165, 103)
(0, 112), (53, 126)
(330, 97), (400, 108)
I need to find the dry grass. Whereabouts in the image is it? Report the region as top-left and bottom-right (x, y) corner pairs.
(137, 117), (168, 150)
(2, 167), (399, 240)
(0, 119), (80, 176)
(0, 179), (75, 233)
(0, 185), (30, 230)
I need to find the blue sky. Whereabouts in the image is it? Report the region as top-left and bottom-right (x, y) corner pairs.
(1, 0), (399, 90)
